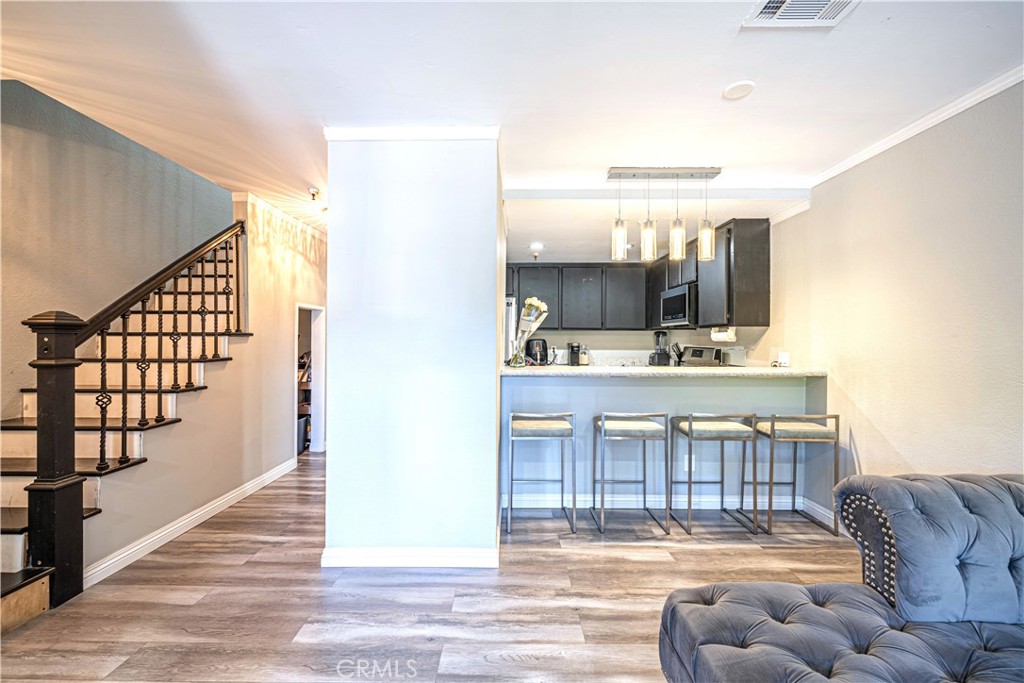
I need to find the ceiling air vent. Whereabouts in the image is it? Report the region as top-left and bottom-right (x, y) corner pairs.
(742, 0), (859, 28)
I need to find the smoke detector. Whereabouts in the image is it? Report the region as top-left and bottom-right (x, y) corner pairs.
(742, 0), (860, 28)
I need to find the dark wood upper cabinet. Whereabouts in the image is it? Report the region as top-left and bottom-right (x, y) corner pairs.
(604, 266), (647, 330)
(517, 266), (560, 329)
(646, 257), (668, 328)
(666, 239), (698, 288)
(561, 266), (603, 329)
(696, 218), (770, 328)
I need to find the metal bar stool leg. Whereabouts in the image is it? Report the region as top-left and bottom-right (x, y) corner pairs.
(664, 427), (671, 533)
(506, 427), (514, 534)
(686, 432), (694, 534)
(792, 442), (799, 512)
(719, 441), (726, 511)
(642, 440), (648, 510)
(768, 432), (776, 535)
(599, 429), (607, 532)
(571, 430), (578, 533)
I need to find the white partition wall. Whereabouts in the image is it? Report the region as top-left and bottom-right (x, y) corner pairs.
(323, 128), (502, 568)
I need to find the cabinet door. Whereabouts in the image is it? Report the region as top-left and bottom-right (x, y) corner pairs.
(697, 227), (731, 328)
(605, 266), (647, 330)
(666, 240), (698, 288)
(680, 239), (698, 284)
(517, 267), (560, 329)
(561, 267), (603, 329)
(646, 258), (668, 328)
(505, 266), (515, 298)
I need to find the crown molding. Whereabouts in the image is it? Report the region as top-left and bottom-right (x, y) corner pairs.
(503, 188), (811, 201)
(813, 64), (1024, 187)
(770, 200), (811, 225)
(324, 126), (500, 141)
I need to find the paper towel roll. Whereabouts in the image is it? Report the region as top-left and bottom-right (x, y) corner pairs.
(710, 327), (737, 343)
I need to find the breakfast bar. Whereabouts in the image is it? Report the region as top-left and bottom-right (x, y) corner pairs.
(500, 365), (837, 529)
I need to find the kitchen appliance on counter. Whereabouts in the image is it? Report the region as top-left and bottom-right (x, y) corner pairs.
(568, 342), (581, 366)
(674, 344), (722, 367)
(720, 347), (747, 367)
(525, 338), (549, 365)
(649, 331), (671, 366)
(503, 297), (517, 362)
(660, 284), (698, 328)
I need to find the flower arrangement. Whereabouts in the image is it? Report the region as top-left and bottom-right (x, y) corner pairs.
(508, 297), (549, 367)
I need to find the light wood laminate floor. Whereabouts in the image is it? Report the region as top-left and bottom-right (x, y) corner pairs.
(0, 451), (860, 682)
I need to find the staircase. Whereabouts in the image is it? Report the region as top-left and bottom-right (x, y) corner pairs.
(0, 220), (248, 632)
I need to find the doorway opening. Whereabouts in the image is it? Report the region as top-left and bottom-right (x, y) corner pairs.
(295, 304), (325, 454)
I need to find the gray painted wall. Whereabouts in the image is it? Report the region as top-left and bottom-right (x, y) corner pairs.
(749, 83), (1024, 502)
(1, 80), (231, 418)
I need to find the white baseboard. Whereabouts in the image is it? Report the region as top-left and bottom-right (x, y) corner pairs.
(83, 457), (298, 588)
(800, 497), (842, 529)
(503, 492), (813, 510)
(321, 546), (499, 569)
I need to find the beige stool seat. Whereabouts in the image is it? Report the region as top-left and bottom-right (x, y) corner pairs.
(755, 420), (837, 441)
(593, 416), (665, 439)
(671, 418), (754, 440)
(512, 417), (574, 438)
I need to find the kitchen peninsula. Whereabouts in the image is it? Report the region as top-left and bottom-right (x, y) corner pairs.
(500, 365), (838, 524)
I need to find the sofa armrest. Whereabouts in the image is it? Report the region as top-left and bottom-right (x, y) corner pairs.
(834, 473), (1024, 624)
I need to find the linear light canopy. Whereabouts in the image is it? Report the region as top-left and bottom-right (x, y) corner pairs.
(324, 126), (500, 141)
(607, 167), (721, 181)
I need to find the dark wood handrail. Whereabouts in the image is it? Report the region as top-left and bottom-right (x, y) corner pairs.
(76, 220), (245, 346)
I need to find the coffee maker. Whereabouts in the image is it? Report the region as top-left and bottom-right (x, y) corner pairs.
(568, 342), (582, 366)
(649, 330), (671, 366)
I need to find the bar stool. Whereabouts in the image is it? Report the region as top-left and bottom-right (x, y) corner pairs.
(591, 412), (670, 534)
(741, 414), (840, 535)
(669, 414), (756, 535)
(506, 412), (577, 533)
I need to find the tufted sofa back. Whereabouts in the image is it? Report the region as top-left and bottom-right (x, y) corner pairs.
(834, 473), (1024, 624)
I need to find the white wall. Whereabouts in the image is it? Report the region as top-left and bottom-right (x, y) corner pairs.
(324, 133), (501, 568)
(750, 83), (1023, 489)
(1, 80), (231, 418)
(81, 194), (327, 573)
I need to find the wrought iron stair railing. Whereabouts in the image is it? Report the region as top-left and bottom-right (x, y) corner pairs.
(18, 219), (246, 607)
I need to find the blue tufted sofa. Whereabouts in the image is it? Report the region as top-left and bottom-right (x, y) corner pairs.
(659, 474), (1024, 682)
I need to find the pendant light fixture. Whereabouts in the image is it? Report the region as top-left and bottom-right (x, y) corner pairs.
(639, 174), (657, 262)
(668, 175), (686, 261)
(697, 172), (716, 261)
(610, 177), (628, 261)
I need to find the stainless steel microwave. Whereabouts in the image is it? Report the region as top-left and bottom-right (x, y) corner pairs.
(660, 284), (697, 327)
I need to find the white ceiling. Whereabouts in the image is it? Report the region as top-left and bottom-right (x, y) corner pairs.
(2, 1), (1021, 259)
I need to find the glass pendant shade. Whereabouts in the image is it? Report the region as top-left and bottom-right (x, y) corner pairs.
(697, 217), (716, 261)
(610, 218), (628, 261)
(640, 219), (657, 261)
(669, 218), (686, 261)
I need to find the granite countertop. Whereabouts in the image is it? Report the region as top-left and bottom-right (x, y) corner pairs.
(500, 365), (826, 378)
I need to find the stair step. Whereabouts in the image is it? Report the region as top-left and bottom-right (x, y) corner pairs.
(22, 385), (207, 394)
(118, 331), (252, 337)
(1, 567), (53, 599)
(77, 356), (232, 364)
(132, 310), (233, 315)
(1, 507), (101, 534)
(0, 417), (181, 432)
(0, 456), (147, 477)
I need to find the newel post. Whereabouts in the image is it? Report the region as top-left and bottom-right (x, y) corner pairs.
(22, 311), (87, 607)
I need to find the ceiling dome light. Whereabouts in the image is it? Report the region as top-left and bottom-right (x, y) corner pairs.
(722, 80), (756, 100)
(529, 242), (544, 251)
